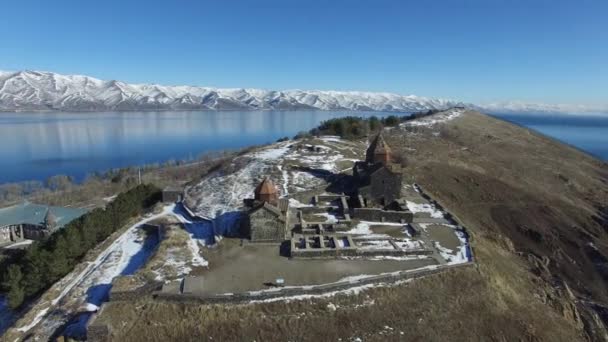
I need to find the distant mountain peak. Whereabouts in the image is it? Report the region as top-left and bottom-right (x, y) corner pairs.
(0, 70), (466, 112)
(0, 70), (605, 114)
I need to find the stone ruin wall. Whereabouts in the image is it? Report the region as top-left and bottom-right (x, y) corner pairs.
(353, 208), (413, 223)
(152, 262), (474, 305)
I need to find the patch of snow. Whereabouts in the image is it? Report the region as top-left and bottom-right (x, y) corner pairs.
(318, 135), (343, 142)
(429, 225), (471, 265)
(249, 282), (382, 304)
(170, 207), (210, 270)
(251, 144), (290, 160)
(393, 239), (424, 250)
(17, 308), (49, 332)
(103, 195), (117, 202)
(335, 237), (347, 248)
(347, 222), (372, 235)
(338, 274), (375, 283)
(277, 164), (289, 195)
(288, 198), (312, 208)
(51, 204), (176, 307)
(369, 255), (431, 261)
(401, 108), (465, 127)
(187, 159), (264, 218)
(187, 136), (349, 218)
(83, 303), (99, 312)
(313, 212), (339, 223)
(5, 239), (34, 248)
(406, 200), (444, 219)
(356, 240), (394, 250)
(346, 221), (404, 235)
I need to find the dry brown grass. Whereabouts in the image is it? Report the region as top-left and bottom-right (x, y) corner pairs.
(138, 219), (203, 282)
(96, 243), (582, 342)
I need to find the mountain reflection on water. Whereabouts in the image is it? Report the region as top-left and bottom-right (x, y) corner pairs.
(0, 111), (391, 183)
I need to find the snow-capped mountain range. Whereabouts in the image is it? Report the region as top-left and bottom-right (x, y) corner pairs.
(0, 70), (605, 114)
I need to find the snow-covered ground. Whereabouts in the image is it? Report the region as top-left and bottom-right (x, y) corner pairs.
(357, 240), (394, 250)
(17, 308), (49, 332)
(406, 200), (445, 218)
(401, 108), (465, 127)
(187, 137), (358, 219)
(312, 212), (339, 223)
(248, 266), (451, 303)
(0, 70), (467, 112)
(3, 239), (34, 249)
(10, 205), (185, 338)
(161, 206), (211, 279)
(346, 221), (404, 236)
(393, 239), (424, 250)
(433, 228), (471, 265)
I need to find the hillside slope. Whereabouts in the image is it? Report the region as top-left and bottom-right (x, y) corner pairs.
(388, 110), (608, 340)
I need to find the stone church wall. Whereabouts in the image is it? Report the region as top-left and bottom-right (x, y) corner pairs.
(249, 208), (285, 242)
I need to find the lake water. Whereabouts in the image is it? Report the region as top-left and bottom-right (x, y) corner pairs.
(0, 111), (391, 183)
(493, 113), (608, 161)
(0, 111), (606, 184)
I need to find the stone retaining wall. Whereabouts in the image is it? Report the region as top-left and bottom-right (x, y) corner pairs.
(299, 207), (331, 214)
(354, 208), (413, 223)
(413, 184), (477, 262)
(87, 262), (474, 340)
(290, 247), (433, 259)
(87, 306), (111, 342)
(109, 280), (164, 301)
(153, 262), (474, 305)
(291, 247), (359, 258)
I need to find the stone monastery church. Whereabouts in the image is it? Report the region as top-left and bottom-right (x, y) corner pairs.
(353, 132), (404, 206)
(242, 131), (411, 243)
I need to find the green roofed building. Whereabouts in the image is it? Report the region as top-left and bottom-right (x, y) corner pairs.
(0, 201), (87, 245)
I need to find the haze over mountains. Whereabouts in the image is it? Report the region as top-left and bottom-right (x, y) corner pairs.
(0, 70), (605, 114)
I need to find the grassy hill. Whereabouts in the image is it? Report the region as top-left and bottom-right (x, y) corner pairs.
(90, 110), (608, 341)
(389, 110), (608, 340)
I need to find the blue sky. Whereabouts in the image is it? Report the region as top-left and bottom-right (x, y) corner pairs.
(1, 0), (606, 105)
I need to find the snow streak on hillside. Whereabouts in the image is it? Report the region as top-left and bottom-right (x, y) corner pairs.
(0, 70), (463, 112)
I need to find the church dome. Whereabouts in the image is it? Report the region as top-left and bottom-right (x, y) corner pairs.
(366, 132), (392, 165)
(254, 177), (279, 203)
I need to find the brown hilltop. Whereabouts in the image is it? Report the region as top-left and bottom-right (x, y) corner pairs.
(385, 109), (608, 340)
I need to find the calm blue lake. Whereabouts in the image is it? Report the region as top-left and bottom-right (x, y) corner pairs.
(492, 113), (608, 161)
(0, 111), (392, 183)
(0, 111), (606, 184)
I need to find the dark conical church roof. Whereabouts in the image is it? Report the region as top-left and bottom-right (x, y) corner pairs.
(365, 132), (392, 165)
(254, 177), (279, 203)
(255, 177), (278, 195)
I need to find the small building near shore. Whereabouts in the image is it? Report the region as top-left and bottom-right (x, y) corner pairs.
(162, 186), (184, 203)
(0, 202), (87, 245)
